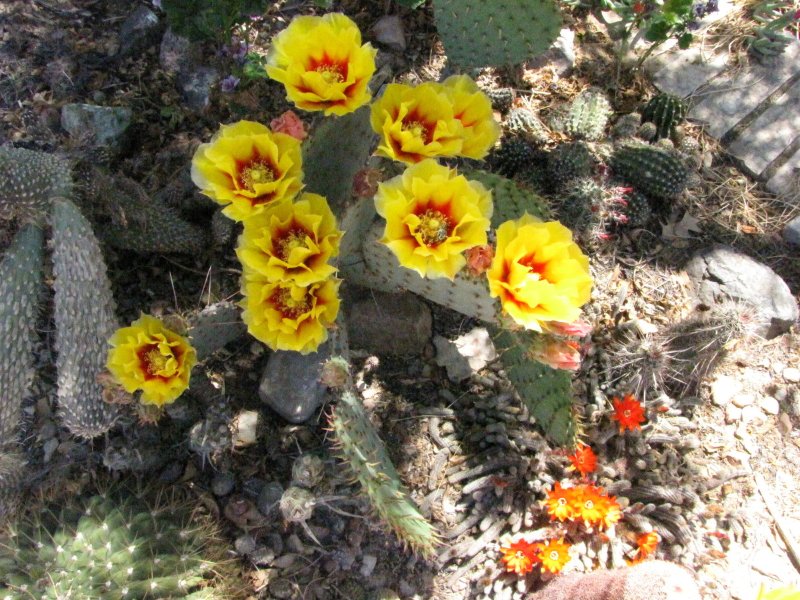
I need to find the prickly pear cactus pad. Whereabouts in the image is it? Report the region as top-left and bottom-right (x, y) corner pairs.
(0, 147), (72, 222)
(433, 0), (562, 68)
(0, 486), (241, 599)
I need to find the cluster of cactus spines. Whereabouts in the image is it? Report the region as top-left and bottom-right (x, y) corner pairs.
(432, 0), (562, 68)
(0, 450), (26, 521)
(641, 93), (687, 141)
(493, 137), (538, 177)
(636, 121), (659, 142)
(329, 389), (439, 557)
(52, 198), (121, 438)
(623, 190), (653, 227)
(547, 141), (594, 189)
(0, 225), (44, 446)
(610, 143), (688, 199)
(0, 147), (72, 222)
(505, 107), (551, 146)
(526, 560), (701, 600)
(0, 487), (240, 599)
(188, 301), (246, 362)
(565, 88), (613, 141)
(483, 87), (516, 112)
(492, 327), (577, 446)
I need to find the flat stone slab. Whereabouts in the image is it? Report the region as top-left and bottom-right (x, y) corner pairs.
(649, 46), (729, 98)
(690, 40), (800, 139)
(726, 78), (800, 176)
(767, 144), (800, 197)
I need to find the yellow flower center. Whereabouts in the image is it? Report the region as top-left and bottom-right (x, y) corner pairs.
(137, 344), (178, 380)
(416, 209), (452, 247)
(519, 253), (553, 283)
(315, 64), (344, 83)
(403, 120), (429, 140)
(624, 409), (631, 417)
(557, 497), (567, 506)
(272, 287), (312, 320)
(549, 550), (560, 561)
(240, 160), (276, 193)
(277, 227), (310, 261)
(585, 500), (594, 510)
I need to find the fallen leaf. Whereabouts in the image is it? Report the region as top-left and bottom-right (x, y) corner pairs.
(661, 211), (702, 240)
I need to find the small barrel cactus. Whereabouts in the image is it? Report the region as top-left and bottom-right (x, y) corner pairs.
(493, 137), (538, 177)
(484, 87), (515, 112)
(565, 88), (612, 141)
(547, 141), (594, 189)
(612, 113), (642, 139)
(641, 93), (687, 141)
(622, 190), (653, 227)
(505, 107), (550, 146)
(0, 486), (242, 599)
(610, 143), (688, 199)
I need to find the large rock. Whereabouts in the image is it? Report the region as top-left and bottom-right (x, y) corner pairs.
(346, 290), (432, 355)
(783, 214), (800, 246)
(118, 6), (160, 56)
(685, 245), (798, 338)
(60, 104), (132, 147)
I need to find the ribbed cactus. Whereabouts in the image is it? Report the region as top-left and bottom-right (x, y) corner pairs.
(329, 389), (439, 556)
(492, 327), (577, 446)
(432, 0), (562, 68)
(471, 169), (550, 227)
(0, 487), (241, 599)
(0, 147), (72, 221)
(610, 143), (688, 199)
(493, 137), (538, 178)
(0, 450), (25, 521)
(547, 141), (594, 189)
(641, 93), (687, 141)
(484, 87), (515, 112)
(0, 225), (44, 447)
(505, 107), (550, 146)
(52, 198), (121, 438)
(526, 560), (701, 600)
(565, 89), (612, 141)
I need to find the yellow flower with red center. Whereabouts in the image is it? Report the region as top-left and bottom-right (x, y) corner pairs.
(544, 482), (578, 522)
(236, 193), (342, 286)
(265, 13), (377, 116)
(441, 75), (500, 159)
(374, 160), (493, 279)
(499, 538), (540, 575)
(370, 82), (464, 164)
(612, 394), (646, 432)
(536, 538), (572, 574)
(487, 214), (593, 332)
(191, 120), (303, 222)
(240, 271), (340, 354)
(106, 315), (197, 407)
(567, 443), (597, 477)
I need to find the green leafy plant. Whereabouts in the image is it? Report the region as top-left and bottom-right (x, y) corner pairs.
(160, 0), (271, 43)
(746, 0), (800, 57)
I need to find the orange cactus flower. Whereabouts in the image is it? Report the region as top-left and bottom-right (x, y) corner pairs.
(499, 538), (540, 575)
(612, 394), (646, 432)
(594, 493), (622, 529)
(536, 538), (572, 574)
(637, 531), (660, 557)
(544, 482), (578, 522)
(572, 484), (622, 529)
(567, 443), (597, 477)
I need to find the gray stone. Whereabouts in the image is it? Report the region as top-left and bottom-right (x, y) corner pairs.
(160, 28), (193, 75)
(691, 41), (800, 139)
(769, 149), (800, 197)
(726, 78), (800, 176)
(711, 375), (742, 406)
(731, 393), (755, 408)
(211, 472), (235, 496)
(433, 327), (497, 383)
(760, 395), (780, 415)
(649, 47), (729, 98)
(61, 103), (132, 147)
(784, 214), (800, 246)
(259, 340), (333, 423)
(525, 28), (575, 76)
(685, 245), (799, 338)
(177, 65), (218, 112)
(119, 6), (160, 56)
(346, 291), (431, 355)
(783, 367), (800, 383)
(234, 533), (257, 556)
(372, 15), (406, 52)
(257, 481), (284, 516)
(725, 403), (742, 424)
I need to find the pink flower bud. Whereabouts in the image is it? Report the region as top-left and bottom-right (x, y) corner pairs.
(530, 338), (582, 371)
(542, 320), (593, 337)
(270, 110), (307, 140)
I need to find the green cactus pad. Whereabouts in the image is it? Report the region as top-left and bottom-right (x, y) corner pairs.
(467, 169), (551, 227)
(51, 198), (121, 438)
(0, 486), (241, 599)
(565, 89), (612, 141)
(0, 225), (44, 447)
(433, 0), (562, 68)
(330, 390), (439, 556)
(492, 327), (577, 446)
(611, 143), (688, 199)
(0, 147), (72, 222)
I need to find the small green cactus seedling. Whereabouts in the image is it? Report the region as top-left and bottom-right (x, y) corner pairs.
(641, 93), (687, 141)
(484, 87), (515, 112)
(0, 486), (242, 599)
(547, 141), (594, 189)
(565, 89), (612, 141)
(610, 143), (688, 199)
(505, 107), (550, 146)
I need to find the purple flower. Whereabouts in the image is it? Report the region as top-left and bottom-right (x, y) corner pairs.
(220, 75), (240, 93)
(152, 0), (162, 8)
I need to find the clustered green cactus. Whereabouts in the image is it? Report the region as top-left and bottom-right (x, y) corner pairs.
(641, 93), (687, 142)
(547, 141), (594, 189)
(0, 486), (241, 599)
(432, 0), (562, 68)
(610, 142), (689, 199)
(565, 89), (613, 141)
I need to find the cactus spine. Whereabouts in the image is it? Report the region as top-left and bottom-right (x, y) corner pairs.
(641, 93), (687, 141)
(547, 141), (594, 189)
(52, 198), (121, 438)
(610, 143), (688, 199)
(565, 89), (613, 141)
(432, 0), (562, 68)
(0, 225), (44, 446)
(0, 147), (72, 221)
(330, 389), (439, 557)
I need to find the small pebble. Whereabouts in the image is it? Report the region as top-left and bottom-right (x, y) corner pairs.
(258, 481), (284, 515)
(286, 533), (305, 554)
(759, 396), (780, 415)
(782, 367), (800, 383)
(731, 394), (755, 408)
(212, 472), (236, 496)
(268, 578), (297, 599)
(360, 554), (378, 578)
(234, 534), (257, 556)
(243, 477), (266, 499)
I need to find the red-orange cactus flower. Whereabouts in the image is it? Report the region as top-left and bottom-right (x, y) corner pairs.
(637, 531), (660, 557)
(536, 538), (572, 574)
(544, 482), (578, 522)
(499, 538), (540, 575)
(612, 394), (646, 432)
(567, 443), (597, 477)
(573, 484), (622, 529)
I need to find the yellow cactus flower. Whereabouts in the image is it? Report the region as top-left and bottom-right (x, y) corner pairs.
(265, 13), (377, 116)
(487, 214), (592, 331)
(374, 160), (493, 279)
(106, 315), (197, 407)
(442, 75), (500, 159)
(370, 82), (464, 164)
(236, 193), (342, 286)
(191, 120), (303, 222)
(240, 271), (340, 354)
